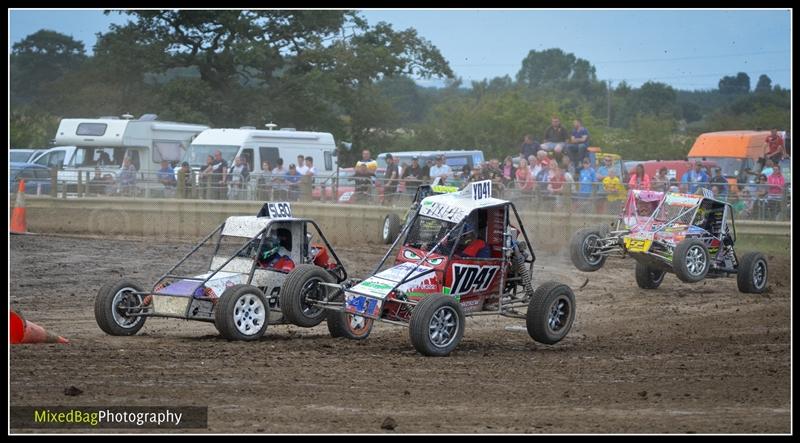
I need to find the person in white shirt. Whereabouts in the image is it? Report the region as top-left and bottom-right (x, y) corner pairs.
(296, 154), (309, 175)
(428, 155), (452, 182)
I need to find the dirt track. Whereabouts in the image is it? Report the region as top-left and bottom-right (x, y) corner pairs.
(9, 234), (791, 433)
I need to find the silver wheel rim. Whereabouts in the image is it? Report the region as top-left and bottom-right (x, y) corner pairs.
(112, 287), (143, 329)
(428, 306), (459, 348)
(753, 260), (767, 289)
(685, 245), (707, 276)
(548, 296), (571, 332)
(582, 234), (602, 265)
(301, 278), (325, 317)
(233, 294), (266, 335)
(383, 218), (391, 239)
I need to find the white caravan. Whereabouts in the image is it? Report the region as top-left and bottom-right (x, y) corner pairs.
(44, 114), (209, 188)
(184, 127), (338, 176)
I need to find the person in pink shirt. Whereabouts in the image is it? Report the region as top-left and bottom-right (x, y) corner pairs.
(515, 158), (535, 193)
(767, 166), (785, 197)
(628, 163), (651, 190)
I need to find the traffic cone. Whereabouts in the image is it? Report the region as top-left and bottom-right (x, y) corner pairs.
(10, 179), (28, 234)
(9, 310), (69, 344)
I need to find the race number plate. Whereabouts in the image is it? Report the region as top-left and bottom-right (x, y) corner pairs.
(344, 294), (383, 318)
(624, 232), (654, 252)
(266, 202), (292, 218)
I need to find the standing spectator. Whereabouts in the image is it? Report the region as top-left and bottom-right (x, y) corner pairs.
(301, 156), (316, 201)
(515, 158), (535, 193)
(652, 167), (670, 192)
(177, 162), (193, 199)
(352, 163), (374, 203)
(272, 158), (287, 200)
(764, 128), (788, 165)
(709, 167), (728, 198)
(520, 134), (540, 160)
(565, 118), (590, 169)
(577, 158), (596, 196)
(602, 167), (627, 213)
(501, 156), (516, 188)
(686, 160), (709, 193)
(157, 160), (177, 196)
(402, 156), (425, 194)
(628, 164), (651, 190)
(546, 161), (566, 208)
(118, 157), (138, 196)
(210, 150), (229, 200)
(227, 155), (250, 200)
(679, 161), (693, 193)
(356, 149), (378, 174)
(284, 164), (302, 201)
(422, 158), (433, 182)
(429, 155), (452, 182)
(296, 154), (309, 176)
(542, 116), (569, 159)
(596, 156), (613, 181)
(199, 155), (215, 199)
(257, 160), (273, 200)
(97, 151), (113, 167)
(383, 154), (400, 205)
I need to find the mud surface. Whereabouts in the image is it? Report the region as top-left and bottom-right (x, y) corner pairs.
(10, 234), (791, 433)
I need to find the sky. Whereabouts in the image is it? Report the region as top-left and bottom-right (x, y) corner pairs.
(8, 8), (792, 91)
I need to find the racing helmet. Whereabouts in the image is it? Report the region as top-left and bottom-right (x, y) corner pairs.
(259, 235), (281, 262)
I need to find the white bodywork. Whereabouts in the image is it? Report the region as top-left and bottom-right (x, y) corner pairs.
(418, 180), (506, 224)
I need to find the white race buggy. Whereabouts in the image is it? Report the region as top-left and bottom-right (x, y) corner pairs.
(94, 202), (349, 341)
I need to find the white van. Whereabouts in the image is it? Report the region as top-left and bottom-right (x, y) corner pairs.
(184, 128), (338, 175)
(46, 114), (209, 188)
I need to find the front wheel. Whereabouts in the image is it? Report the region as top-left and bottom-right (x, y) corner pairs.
(280, 264), (335, 327)
(635, 261), (666, 289)
(673, 239), (710, 283)
(214, 285), (269, 341)
(382, 213), (403, 244)
(526, 281), (576, 345)
(737, 252), (768, 293)
(327, 293), (374, 340)
(569, 228), (607, 272)
(95, 279), (147, 336)
(409, 295), (465, 357)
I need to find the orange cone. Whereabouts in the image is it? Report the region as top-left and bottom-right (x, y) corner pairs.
(10, 179), (28, 234)
(9, 311), (69, 344)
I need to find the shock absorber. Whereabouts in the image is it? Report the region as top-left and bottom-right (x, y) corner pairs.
(512, 243), (534, 297)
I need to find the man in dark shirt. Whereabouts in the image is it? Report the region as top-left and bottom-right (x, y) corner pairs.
(383, 153), (400, 205)
(520, 134), (540, 159)
(402, 156), (424, 195)
(542, 116), (569, 159)
(211, 150), (228, 200)
(709, 167), (729, 198)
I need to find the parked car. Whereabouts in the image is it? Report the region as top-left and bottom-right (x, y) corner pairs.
(9, 149), (47, 163)
(9, 162), (52, 194)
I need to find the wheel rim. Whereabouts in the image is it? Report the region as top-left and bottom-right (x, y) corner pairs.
(685, 245), (707, 276)
(547, 296), (571, 332)
(428, 306), (459, 348)
(752, 259), (767, 289)
(383, 218), (391, 239)
(233, 293), (266, 335)
(582, 234), (602, 265)
(111, 287), (144, 329)
(300, 277), (326, 317)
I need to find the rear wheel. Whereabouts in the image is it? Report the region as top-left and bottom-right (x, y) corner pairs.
(635, 261), (666, 289)
(280, 264), (335, 327)
(737, 252), (768, 293)
(570, 228), (607, 272)
(526, 281), (575, 345)
(409, 295), (465, 357)
(382, 213), (402, 244)
(673, 239), (709, 283)
(327, 292), (374, 340)
(214, 285), (268, 341)
(95, 279), (147, 336)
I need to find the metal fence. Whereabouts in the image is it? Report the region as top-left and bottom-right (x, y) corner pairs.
(15, 168), (791, 222)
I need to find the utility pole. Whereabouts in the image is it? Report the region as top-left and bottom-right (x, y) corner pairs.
(606, 80), (612, 127)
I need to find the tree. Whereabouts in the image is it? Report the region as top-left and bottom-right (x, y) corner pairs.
(754, 74), (772, 94)
(516, 48), (597, 88)
(718, 72), (751, 94)
(10, 30), (86, 106)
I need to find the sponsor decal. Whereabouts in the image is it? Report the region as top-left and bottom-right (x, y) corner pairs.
(431, 185), (459, 194)
(266, 202), (292, 218)
(419, 201), (467, 222)
(345, 294), (382, 317)
(665, 193), (701, 207)
(450, 264), (499, 296)
(352, 278), (395, 299)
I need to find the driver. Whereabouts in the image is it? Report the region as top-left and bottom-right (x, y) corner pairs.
(455, 219), (491, 258)
(257, 229), (294, 271)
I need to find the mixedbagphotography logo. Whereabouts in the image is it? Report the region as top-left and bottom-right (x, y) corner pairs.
(10, 406), (208, 429)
